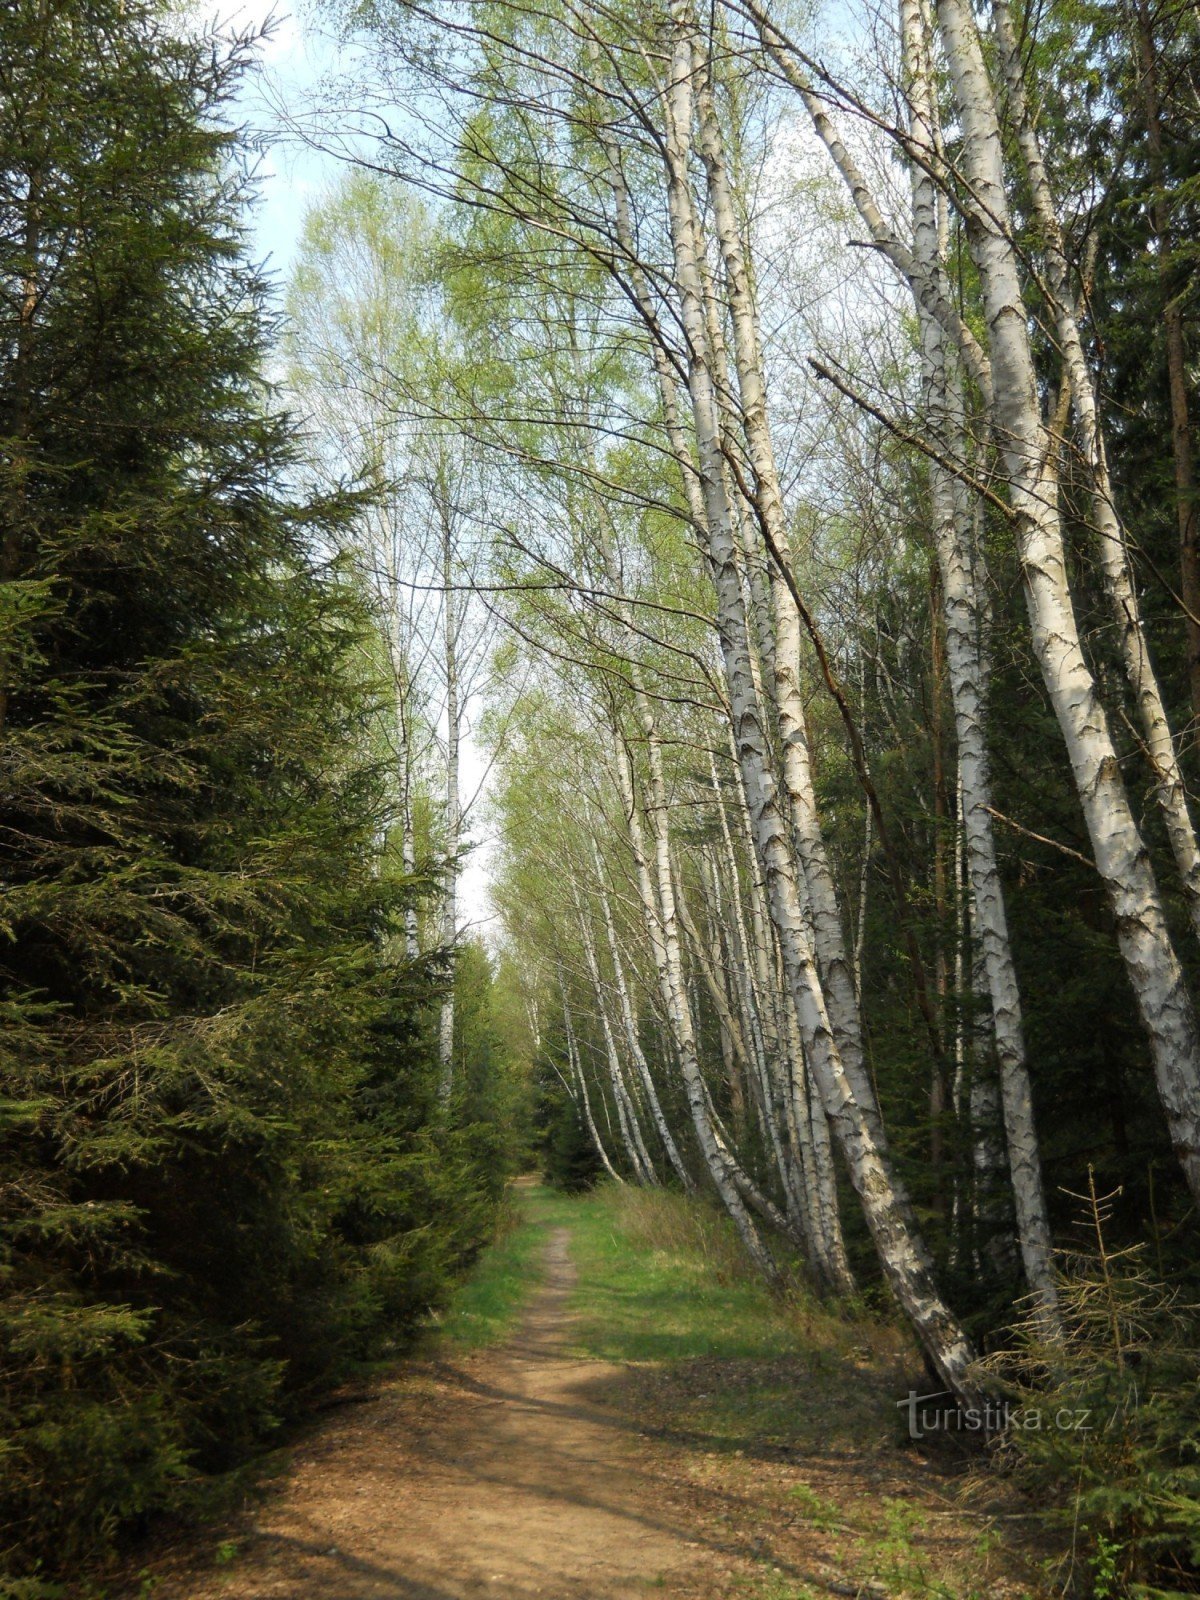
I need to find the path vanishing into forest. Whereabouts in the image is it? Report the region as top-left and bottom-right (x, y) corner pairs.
(133, 1188), (1043, 1600)
(172, 1229), (721, 1599)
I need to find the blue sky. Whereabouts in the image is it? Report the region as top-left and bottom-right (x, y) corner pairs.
(205, 2), (340, 279)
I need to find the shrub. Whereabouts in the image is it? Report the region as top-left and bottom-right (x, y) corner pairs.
(982, 1173), (1200, 1598)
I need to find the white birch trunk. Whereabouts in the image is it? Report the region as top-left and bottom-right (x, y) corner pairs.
(990, 0), (1200, 940)
(900, 0), (1058, 1320)
(694, 67), (885, 1148)
(967, 947), (1016, 1275)
(562, 976), (623, 1183)
(575, 888), (658, 1184)
(612, 728), (779, 1275)
(936, 0), (1200, 1204)
(596, 139), (793, 1275)
(742, 0), (994, 406)
(781, 981), (854, 1294)
(593, 839), (696, 1189)
(660, 14), (978, 1397)
(695, 851), (801, 1224)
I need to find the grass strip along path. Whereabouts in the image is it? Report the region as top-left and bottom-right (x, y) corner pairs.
(123, 1182), (1043, 1600)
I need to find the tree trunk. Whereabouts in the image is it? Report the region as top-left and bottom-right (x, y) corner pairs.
(438, 507), (460, 1102)
(901, 0), (1059, 1320)
(991, 0), (1200, 941)
(576, 887), (658, 1184)
(660, 11), (978, 1398)
(936, 0), (1200, 1205)
(594, 839), (696, 1189)
(612, 726), (779, 1276)
(562, 976), (624, 1182)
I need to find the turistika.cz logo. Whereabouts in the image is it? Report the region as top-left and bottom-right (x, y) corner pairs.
(897, 1389), (1096, 1441)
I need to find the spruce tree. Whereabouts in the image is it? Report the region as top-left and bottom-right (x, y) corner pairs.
(0, 1), (504, 1583)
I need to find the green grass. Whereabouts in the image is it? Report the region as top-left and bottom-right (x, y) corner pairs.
(421, 1179), (1032, 1600)
(433, 1180), (579, 1349)
(436, 1177), (804, 1365)
(562, 1186), (801, 1364)
(435, 1178), (905, 1455)
(559, 1184), (906, 1453)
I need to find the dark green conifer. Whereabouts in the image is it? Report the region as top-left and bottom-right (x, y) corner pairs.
(0, 2), (506, 1583)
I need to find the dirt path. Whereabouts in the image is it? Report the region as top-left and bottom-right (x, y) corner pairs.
(151, 1228), (751, 1599)
(139, 1225), (1038, 1600)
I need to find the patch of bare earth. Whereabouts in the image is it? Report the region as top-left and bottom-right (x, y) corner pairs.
(128, 1231), (1042, 1600)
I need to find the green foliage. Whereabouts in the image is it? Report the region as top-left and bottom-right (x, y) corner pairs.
(449, 941), (535, 1161)
(0, 0), (510, 1584)
(983, 1180), (1200, 1597)
(541, 1087), (605, 1191)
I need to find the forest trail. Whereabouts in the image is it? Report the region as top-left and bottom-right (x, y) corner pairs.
(148, 1226), (738, 1600)
(135, 1190), (1040, 1600)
